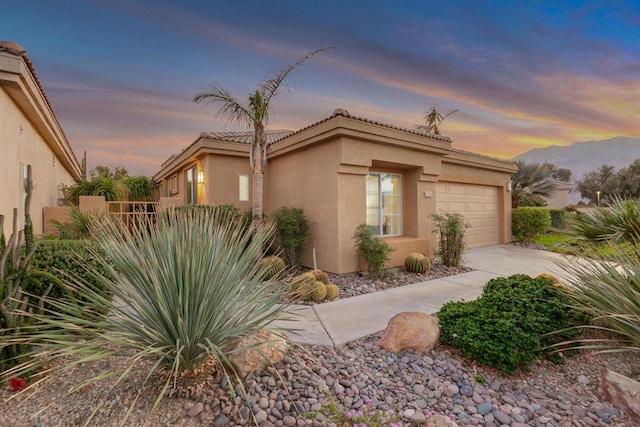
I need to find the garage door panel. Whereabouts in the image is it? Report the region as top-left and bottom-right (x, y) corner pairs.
(436, 182), (500, 248)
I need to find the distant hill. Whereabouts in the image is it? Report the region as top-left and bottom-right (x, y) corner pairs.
(513, 136), (640, 203)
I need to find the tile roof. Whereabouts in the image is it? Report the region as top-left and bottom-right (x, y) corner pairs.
(199, 130), (294, 145)
(270, 108), (453, 144)
(449, 147), (518, 165)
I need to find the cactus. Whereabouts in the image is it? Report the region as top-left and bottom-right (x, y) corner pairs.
(404, 252), (431, 274)
(310, 269), (330, 285)
(258, 255), (286, 280)
(312, 281), (327, 302)
(290, 272), (315, 292)
(325, 283), (339, 300)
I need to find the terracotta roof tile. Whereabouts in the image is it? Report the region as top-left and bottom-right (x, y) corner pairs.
(269, 108), (453, 144)
(199, 130), (293, 145)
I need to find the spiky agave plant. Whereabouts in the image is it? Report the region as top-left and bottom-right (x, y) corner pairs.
(555, 242), (640, 353)
(0, 208), (292, 424)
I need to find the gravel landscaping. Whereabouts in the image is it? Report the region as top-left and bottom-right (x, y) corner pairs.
(1, 265), (638, 426)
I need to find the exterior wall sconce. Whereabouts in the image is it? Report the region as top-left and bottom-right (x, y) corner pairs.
(506, 181), (512, 192)
(198, 170), (204, 184)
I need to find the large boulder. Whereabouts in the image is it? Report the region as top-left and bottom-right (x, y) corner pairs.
(377, 311), (440, 353)
(598, 368), (640, 423)
(227, 330), (288, 379)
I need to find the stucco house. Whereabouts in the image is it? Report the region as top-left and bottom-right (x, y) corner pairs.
(154, 108), (517, 274)
(0, 41), (81, 235)
(544, 181), (574, 208)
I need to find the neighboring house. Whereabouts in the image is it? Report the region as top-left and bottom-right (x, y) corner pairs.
(544, 181), (574, 208)
(154, 108), (517, 274)
(0, 41), (81, 235)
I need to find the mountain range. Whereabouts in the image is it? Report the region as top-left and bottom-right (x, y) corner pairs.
(514, 136), (640, 181)
(513, 136), (640, 203)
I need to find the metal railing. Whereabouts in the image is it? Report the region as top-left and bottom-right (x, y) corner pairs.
(106, 201), (158, 230)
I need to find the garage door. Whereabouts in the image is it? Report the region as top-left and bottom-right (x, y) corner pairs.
(436, 182), (500, 248)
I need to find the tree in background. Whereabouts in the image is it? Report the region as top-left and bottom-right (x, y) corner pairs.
(618, 159), (640, 199)
(511, 161), (557, 208)
(547, 164), (572, 182)
(417, 104), (459, 135)
(575, 164), (621, 205)
(194, 48), (332, 228)
(59, 165), (155, 205)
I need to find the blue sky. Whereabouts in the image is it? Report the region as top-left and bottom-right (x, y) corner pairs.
(3, 0), (639, 175)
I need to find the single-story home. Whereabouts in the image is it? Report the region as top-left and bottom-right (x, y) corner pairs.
(544, 181), (574, 208)
(154, 108), (517, 274)
(0, 41), (81, 235)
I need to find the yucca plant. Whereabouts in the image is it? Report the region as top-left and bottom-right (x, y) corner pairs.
(556, 241), (640, 353)
(0, 208), (292, 424)
(567, 197), (640, 244)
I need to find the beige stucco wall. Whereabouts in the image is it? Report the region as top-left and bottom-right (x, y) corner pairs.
(0, 86), (77, 235)
(544, 184), (573, 209)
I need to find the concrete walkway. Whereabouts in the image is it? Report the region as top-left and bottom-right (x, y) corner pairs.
(275, 245), (570, 347)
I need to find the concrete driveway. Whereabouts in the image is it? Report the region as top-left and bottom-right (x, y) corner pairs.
(276, 245), (572, 347)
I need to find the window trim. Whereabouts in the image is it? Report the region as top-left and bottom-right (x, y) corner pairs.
(186, 166), (197, 204)
(366, 171), (403, 237)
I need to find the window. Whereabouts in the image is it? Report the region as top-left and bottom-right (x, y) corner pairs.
(170, 175), (178, 194)
(239, 174), (249, 201)
(366, 172), (402, 236)
(186, 166), (197, 204)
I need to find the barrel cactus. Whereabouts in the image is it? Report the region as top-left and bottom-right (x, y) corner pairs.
(290, 272), (315, 294)
(312, 281), (327, 302)
(310, 269), (330, 285)
(325, 283), (339, 300)
(404, 252), (430, 274)
(258, 255), (286, 280)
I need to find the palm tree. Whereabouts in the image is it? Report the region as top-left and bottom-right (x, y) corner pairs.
(417, 104), (459, 135)
(511, 161), (557, 208)
(194, 48), (332, 228)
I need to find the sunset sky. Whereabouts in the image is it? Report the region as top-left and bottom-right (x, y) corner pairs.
(3, 0), (639, 176)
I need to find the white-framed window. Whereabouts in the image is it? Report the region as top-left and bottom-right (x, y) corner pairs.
(366, 172), (402, 236)
(186, 167), (197, 204)
(239, 174), (249, 202)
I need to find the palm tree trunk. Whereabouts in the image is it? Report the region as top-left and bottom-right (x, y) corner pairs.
(252, 123), (266, 230)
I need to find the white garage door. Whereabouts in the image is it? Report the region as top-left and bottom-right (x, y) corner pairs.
(436, 182), (500, 248)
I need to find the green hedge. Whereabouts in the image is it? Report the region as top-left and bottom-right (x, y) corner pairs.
(512, 207), (551, 242)
(549, 209), (567, 229)
(438, 274), (577, 373)
(29, 240), (113, 306)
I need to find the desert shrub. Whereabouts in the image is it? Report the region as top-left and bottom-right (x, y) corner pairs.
(567, 197), (640, 244)
(519, 193), (547, 207)
(272, 207), (311, 267)
(432, 213), (467, 266)
(558, 243), (640, 352)
(0, 208), (290, 423)
(122, 176), (155, 201)
(549, 209), (567, 229)
(51, 207), (102, 240)
(438, 274), (578, 374)
(29, 240), (113, 307)
(353, 224), (395, 277)
(512, 207), (551, 242)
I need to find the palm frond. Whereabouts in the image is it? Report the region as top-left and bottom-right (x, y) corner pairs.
(194, 85), (253, 126)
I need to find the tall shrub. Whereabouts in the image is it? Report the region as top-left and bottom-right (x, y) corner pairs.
(512, 207), (551, 242)
(567, 197), (640, 244)
(353, 224), (395, 276)
(432, 213), (467, 266)
(272, 207), (311, 266)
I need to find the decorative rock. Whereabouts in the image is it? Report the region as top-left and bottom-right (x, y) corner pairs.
(186, 402), (204, 418)
(425, 414), (460, 426)
(227, 330), (288, 379)
(283, 415), (297, 426)
(213, 413), (230, 426)
(598, 368), (640, 424)
(577, 375), (589, 385)
(377, 312), (440, 353)
(493, 409), (512, 424)
(476, 402), (493, 416)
